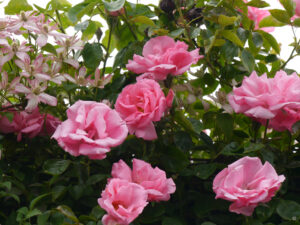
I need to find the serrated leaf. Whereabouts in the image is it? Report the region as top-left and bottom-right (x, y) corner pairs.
(132, 15), (156, 26)
(43, 159), (71, 176)
(279, 0), (296, 17)
(218, 15), (238, 26)
(241, 49), (255, 72)
(5, 0), (33, 14)
(258, 30), (280, 53)
(221, 30), (244, 47)
(81, 43), (103, 70)
(293, 18), (300, 27)
(246, 0), (269, 7)
(277, 200), (300, 221)
(103, 0), (125, 12)
(259, 15), (285, 28)
(25, 209), (41, 219)
(56, 205), (79, 222)
(269, 9), (291, 24)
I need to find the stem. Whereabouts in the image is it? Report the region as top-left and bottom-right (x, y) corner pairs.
(263, 119), (269, 143)
(280, 26), (299, 69)
(101, 19), (114, 77)
(0, 103), (23, 111)
(121, 8), (138, 40)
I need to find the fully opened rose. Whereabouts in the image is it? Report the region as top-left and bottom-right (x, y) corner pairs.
(115, 79), (174, 140)
(111, 159), (176, 202)
(52, 100), (128, 159)
(98, 178), (148, 225)
(213, 156), (285, 216)
(228, 70), (300, 131)
(126, 36), (202, 81)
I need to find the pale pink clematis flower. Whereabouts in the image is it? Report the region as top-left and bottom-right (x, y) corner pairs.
(213, 156), (285, 216)
(112, 159), (176, 202)
(7, 11), (42, 34)
(87, 68), (112, 88)
(15, 79), (57, 111)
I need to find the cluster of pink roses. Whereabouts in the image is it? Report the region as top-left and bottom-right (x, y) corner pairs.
(229, 70), (300, 131)
(98, 159), (176, 225)
(213, 156), (285, 216)
(0, 107), (60, 141)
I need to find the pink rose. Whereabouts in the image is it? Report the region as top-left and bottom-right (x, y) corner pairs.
(115, 79), (174, 140)
(98, 178), (148, 225)
(108, 8), (125, 17)
(126, 36), (202, 81)
(52, 100), (128, 160)
(228, 70), (300, 131)
(213, 156), (285, 216)
(0, 107), (44, 141)
(295, 0), (300, 16)
(247, 6), (274, 32)
(112, 159), (176, 202)
(41, 114), (61, 136)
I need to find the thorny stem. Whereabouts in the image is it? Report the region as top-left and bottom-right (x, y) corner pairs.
(121, 7), (138, 40)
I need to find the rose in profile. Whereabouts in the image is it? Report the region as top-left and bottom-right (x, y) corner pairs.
(115, 79), (174, 140)
(98, 178), (148, 225)
(52, 100), (128, 159)
(247, 6), (274, 32)
(126, 36), (202, 81)
(112, 158), (176, 201)
(213, 156), (285, 216)
(228, 70), (300, 131)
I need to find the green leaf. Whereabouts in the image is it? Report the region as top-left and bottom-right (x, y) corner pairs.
(5, 0), (33, 14)
(68, 3), (87, 23)
(56, 205), (79, 223)
(103, 0), (125, 12)
(221, 30), (244, 47)
(81, 43), (103, 70)
(25, 209), (41, 219)
(269, 9), (291, 24)
(244, 142), (264, 153)
(293, 18), (300, 27)
(43, 159), (71, 176)
(218, 15), (238, 26)
(252, 32), (263, 48)
(41, 43), (57, 56)
(82, 21), (98, 40)
(132, 15), (156, 26)
(50, 0), (71, 11)
(37, 211), (51, 225)
(259, 15), (285, 28)
(241, 49), (255, 72)
(258, 30), (280, 53)
(161, 146), (189, 172)
(30, 193), (51, 210)
(162, 217), (182, 225)
(87, 174), (107, 185)
(221, 142), (240, 155)
(202, 222), (216, 225)
(216, 113), (234, 138)
(277, 200), (300, 221)
(174, 131), (194, 151)
(246, 0), (269, 7)
(280, 0), (296, 17)
(194, 163), (217, 179)
(169, 28), (185, 38)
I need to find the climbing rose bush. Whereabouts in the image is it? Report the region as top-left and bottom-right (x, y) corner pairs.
(0, 0), (299, 224)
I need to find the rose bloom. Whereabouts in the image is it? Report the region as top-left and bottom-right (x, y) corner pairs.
(112, 159), (176, 201)
(228, 70), (300, 131)
(98, 178), (148, 225)
(295, 0), (300, 16)
(213, 156), (285, 216)
(247, 6), (275, 32)
(0, 107), (59, 141)
(52, 101), (128, 159)
(126, 36), (202, 81)
(115, 79), (173, 140)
